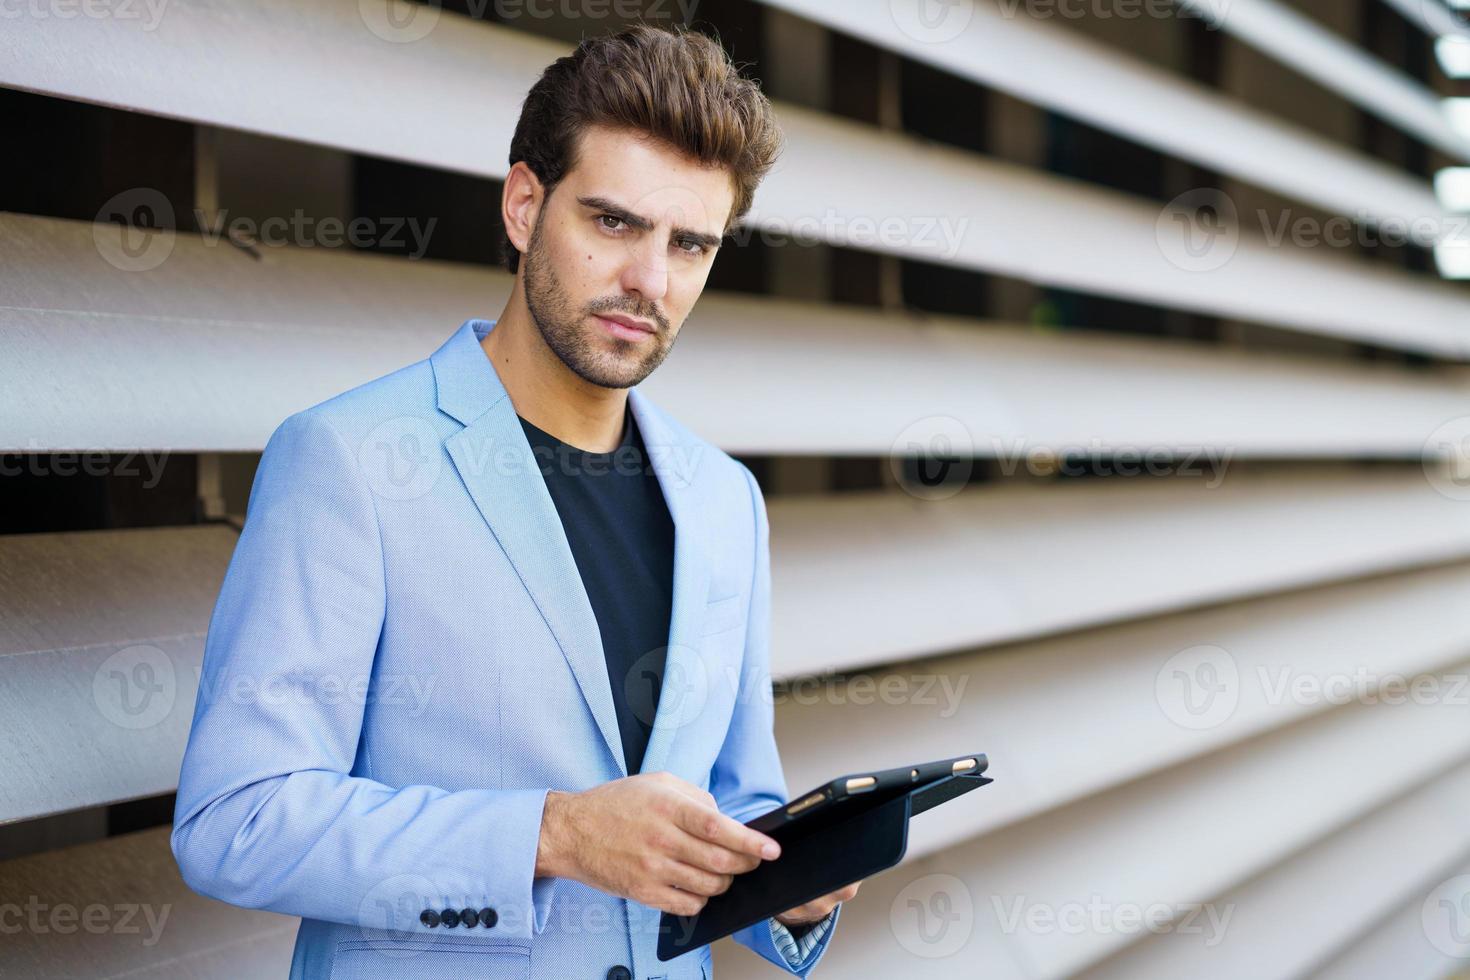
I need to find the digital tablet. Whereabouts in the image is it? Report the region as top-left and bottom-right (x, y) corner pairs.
(656, 752), (992, 960)
(747, 753), (989, 838)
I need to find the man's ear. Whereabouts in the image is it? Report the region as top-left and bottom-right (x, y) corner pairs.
(502, 161), (544, 259)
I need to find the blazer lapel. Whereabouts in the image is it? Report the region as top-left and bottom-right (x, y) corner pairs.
(629, 387), (713, 778)
(433, 319), (628, 776)
(430, 319), (717, 782)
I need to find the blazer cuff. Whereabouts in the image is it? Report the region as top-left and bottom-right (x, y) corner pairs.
(734, 903), (841, 976)
(770, 908), (838, 969)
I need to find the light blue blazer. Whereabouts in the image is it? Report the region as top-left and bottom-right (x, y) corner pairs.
(171, 318), (840, 979)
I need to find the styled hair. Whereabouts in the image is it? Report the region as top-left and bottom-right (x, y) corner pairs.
(502, 23), (782, 273)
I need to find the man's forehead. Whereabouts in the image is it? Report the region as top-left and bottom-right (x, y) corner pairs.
(563, 126), (734, 232)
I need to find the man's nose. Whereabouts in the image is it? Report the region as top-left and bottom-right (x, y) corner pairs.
(620, 236), (670, 304)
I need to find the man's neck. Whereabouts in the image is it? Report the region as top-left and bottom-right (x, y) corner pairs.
(481, 287), (629, 454)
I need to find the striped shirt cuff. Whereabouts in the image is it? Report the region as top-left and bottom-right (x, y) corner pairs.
(769, 908), (837, 969)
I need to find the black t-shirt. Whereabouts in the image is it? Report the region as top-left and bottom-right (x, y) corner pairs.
(517, 408), (675, 776)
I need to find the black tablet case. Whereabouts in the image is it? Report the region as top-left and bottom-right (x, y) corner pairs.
(656, 771), (993, 960)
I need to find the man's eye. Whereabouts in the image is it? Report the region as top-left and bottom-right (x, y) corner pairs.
(598, 215), (624, 231)
(675, 239), (707, 256)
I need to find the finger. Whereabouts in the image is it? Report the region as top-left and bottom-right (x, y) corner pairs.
(661, 777), (719, 811)
(777, 904), (824, 925)
(663, 859), (734, 898)
(668, 828), (762, 876)
(650, 886), (707, 918)
(674, 798), (780, 860)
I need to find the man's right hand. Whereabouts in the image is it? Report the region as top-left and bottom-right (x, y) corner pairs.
(534, 772), (781, 917)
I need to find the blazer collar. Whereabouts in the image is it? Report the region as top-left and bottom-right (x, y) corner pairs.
(430, 318), (714, 779)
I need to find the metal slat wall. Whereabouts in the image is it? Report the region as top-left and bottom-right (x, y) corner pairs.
(1083, 761), (1470, 978)
(0, 827), (298, 978)
(11, 211), (1470, 454)
(1170, 0), (1468, 156)
(0, 527), (239, 823)
(767, 0), (1466, 216)
(5, 1), (1470, 354)
(3, 0), (1470, 978)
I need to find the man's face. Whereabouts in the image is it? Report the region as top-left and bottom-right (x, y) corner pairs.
(521, 123), (736, 389)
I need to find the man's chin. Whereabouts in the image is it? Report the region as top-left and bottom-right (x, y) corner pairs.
(565, 353), (651, 391)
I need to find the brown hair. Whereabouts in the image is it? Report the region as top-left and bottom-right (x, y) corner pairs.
(503, 23), (782, 273)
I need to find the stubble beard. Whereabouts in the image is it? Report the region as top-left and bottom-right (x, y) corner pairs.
(522, 211), (675, 390)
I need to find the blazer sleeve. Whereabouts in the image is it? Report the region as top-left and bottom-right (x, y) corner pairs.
(170, 410), (555, 939)
(707, 462), (842, 976)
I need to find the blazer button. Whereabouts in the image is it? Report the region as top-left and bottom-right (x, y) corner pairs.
(440, 907), (460, 928)
(419, 909), (440, 928)
(459, 907), (478, 927)
(478, 907), (498, 928)
(607, 967), (632, 980)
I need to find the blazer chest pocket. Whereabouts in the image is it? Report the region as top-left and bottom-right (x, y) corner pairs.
(330, 940), (530, 980)
(701, 593), (746, 636)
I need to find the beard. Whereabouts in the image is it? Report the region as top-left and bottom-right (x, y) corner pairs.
(522, 209), (675, 390)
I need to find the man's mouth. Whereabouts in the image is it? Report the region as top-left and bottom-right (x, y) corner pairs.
(593, 313), (657, 341)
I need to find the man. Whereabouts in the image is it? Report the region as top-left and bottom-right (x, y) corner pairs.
(171, 23), (858, 980)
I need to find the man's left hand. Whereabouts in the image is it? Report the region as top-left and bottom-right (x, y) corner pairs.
(774, 882), (860, 927)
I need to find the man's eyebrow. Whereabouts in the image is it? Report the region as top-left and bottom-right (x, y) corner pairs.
(577, 195), (723, 249)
